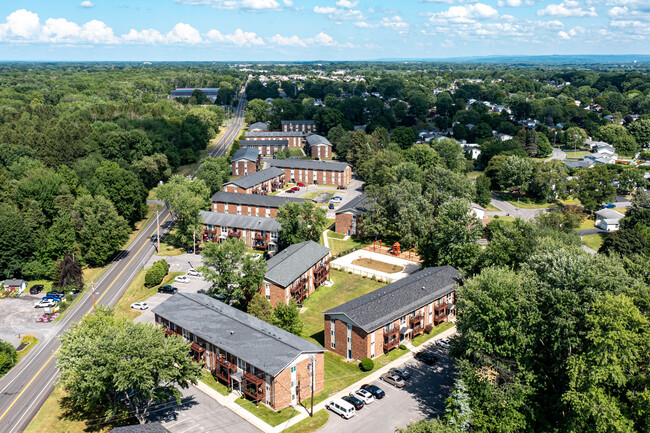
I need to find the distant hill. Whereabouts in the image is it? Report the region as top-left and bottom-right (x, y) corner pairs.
(374, 54), (650, 64)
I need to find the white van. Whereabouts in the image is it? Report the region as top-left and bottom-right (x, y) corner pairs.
(326, 398), (356, 419)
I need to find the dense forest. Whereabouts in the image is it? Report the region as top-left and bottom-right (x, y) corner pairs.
(0, 64), (242, 280)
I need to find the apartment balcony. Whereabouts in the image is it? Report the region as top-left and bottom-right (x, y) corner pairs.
(434, 302), (449, 325)
(411, 314), (424, 326)
(314, 262), (329, 286)
(228, 230), (242, 239)
(214, 357), (236, 385)
(412, 325), (424, 337)
(384, 338), (399, 353)
(254, 235), (268, 251)
(290, 279), (309, 303)
(164, 327), (180, 338)
(190, 342), (206, 363)
(243, 372), (265, 403)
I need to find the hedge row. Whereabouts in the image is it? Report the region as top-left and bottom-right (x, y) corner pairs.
(144, 260), (170, 288)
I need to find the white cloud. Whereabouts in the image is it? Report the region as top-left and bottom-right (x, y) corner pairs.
(80, 1), (94, 8)
(354, 21), (372, 28)
(42, 18), (81, 42)
(429, 3), (499, 24)
(497, 0), (534, 7)
(558, 30), (571, 39)
(2, 9), (41, 39)
(379, 16), (410, 32)
(440, 39), (455, 47)
(311, 32), (336, 46)
(174, 0), (282, 10)
(269, 32), (339, 47)
(282, 0), (293, 5)
(206, 28), (264, 45)
(313, 5), (364, 20)
(421, 0), (478, 3)
(80, 20), (119, 44)
(122, 28), (166, 44)
(537, 1), (597, 17)
(335, 0), (358, 8)
(166, 23), (203, 44)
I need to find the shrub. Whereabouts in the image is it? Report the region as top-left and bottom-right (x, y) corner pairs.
(65, 293), (73, 302)
(399, 344), (407, 350)
(145, 260), (169, 287)
(424, 325), (433, 334)
(0, 339), (17, 378)
(371, 275), (376, 281)
(58, 301), (68, 310)
(360, 358), (374, 371)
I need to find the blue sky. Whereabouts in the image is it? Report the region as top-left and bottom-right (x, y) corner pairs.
(0, 0), (647, 61)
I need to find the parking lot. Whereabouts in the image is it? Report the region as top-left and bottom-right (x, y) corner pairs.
(320, 344), (454, 433)
(0, 293), (60, 347)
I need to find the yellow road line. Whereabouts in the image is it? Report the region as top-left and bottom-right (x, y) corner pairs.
(0, 212), (171, 425)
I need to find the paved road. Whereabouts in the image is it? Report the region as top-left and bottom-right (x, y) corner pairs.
(488, 194), (549, 221)
(0, 91), (247, 433)
(545, 147), (567, 162)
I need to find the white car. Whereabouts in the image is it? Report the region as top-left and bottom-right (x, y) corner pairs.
(187, 269), (200, 277)
(175, 276), (190, 283)
(350, 389), (374, 404)
(438, 338), (450, 347)
(34, 299), (56, 308)
(130, 302), (148, 310)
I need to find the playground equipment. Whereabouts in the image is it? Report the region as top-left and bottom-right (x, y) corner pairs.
(407, 246), (417, 260)
(389, 242), (401, 256)
(369, 240), (382, 252)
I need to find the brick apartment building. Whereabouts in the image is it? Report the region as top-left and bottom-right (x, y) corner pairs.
(211, 191), (307, 219)
(245, 131), (305, 148)
(200, 211), (281, 253)
(262, 240), (331, 306)
(282, 120), (316, 134)
(153, 293), (324, 410)
(268, 159), (352, 186)
(222, 167), (285, 195)
(334, 193), (367, 236)
(324, 266), (460, 360)
(248, 122), (269, 132)
(231, 147), (261, 177)
(240, 139), (289, 157)
(305, 134), (332, 159)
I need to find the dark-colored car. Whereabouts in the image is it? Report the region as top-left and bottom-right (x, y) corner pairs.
(47, 290), (65, 297)
(29, 285), (44, 295)
(360, 384), (385, 399)
(341, 395), (364, 410)
(389, 367), (411, 380)
(329, 202), (334, 209)
(158, 285), (178, 294)
(151, 234), (158, 242)
(43, 295), (63, 302)
(415, 351), (438, 366)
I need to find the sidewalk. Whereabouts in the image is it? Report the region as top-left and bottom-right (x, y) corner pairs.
(194, 325), (457, 433)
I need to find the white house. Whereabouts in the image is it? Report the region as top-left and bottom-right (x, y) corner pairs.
(471, 202), (486, 222)
(594, 209), (624, 232)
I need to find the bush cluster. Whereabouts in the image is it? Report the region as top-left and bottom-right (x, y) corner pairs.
(360, 358), (374, 372)
(144, 260), (170, 288)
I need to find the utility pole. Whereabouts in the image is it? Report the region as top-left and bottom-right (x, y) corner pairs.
(310, 355), (315, 417)
(193, 232), (196, 269)
(91, 282), (96, 313)
(156, 210), (161, 251)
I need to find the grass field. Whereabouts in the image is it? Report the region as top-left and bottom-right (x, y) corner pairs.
(466, 170), (483, 180)
(577, 217), (596, 231)
(16, 335), (39, 363)
(281, 409), (328, 433)
(564, 150), (592, 159)
(484, 204), (501, 211)
(411, 322), (454, 347)
(351, 258), (404, 274)
(327, 237), (369, 256)
(488, 215), (516, 222)
(200, 370), (230, 396)
(303, 190), (338, 200)
(582, 233), (607, 251)
(327, 230), (346, 240)
(288, 147), (305, 157)
(113, 270), (184, 320)
(497, 192), (558, 209)
(235, 398), (300, 426)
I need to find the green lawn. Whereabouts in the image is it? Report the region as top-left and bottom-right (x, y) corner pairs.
(564, 150), (592, 159)
(235, 398), (300, 427)
(327, 231), (346, 240)
(303, 190), (338, 200)
(582, 233), (607, 251)
(466, 170), (483, 180)
(489, 215), (516, 222)
(16, 335), (39, 363)
(497, 192), (558, 209)
(327, 237), (369, 257)
(577, 217), (596, 231)
(411, 322), (454, 347)
(114, 270), (184, 319)
(281, 409), (329, 433)
(484, 204), (501, 212)
(201, 370), (230, 396)
(558, 197), (582, 206)
(288, 147), (304, 157)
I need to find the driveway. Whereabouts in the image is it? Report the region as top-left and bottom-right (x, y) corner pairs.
(0, 294), (60, 347)
(545, 147), (567, 162)
(320, 344), (454, 433)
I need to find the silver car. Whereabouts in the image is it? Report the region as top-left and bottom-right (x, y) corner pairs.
(381, 373), (405, 388)
(350, 389), (374, 404)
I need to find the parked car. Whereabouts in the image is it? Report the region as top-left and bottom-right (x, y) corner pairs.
(439, 338), (450, 347)
(187, 247), (195, 254)
(187, 269), (200, 277)
(29, 284), (44, 295)
(175, 276), (190, 284)
(47, 290), (65, 297)
(341, 395), (364, 410)
(350, 389), (374, 404)
(34, 299), (57, 308)
(326, 398), (356, 419)
(337, 185), (346, 190)
(297, 182), (306, 187)
(415, 351), (438, 365)
(130, 302), (148, 310)
(42, 295), (63, 302)
(331, 196), (342, 203)
(381, 373), (405, 388)
(360, 384), (385, 399)
(389, 367), (411, 381)
(604, 203), (616, 208)
(329, 203), (335, 209)
(286, 188), (296, 194)
(158, 285), (178, 294)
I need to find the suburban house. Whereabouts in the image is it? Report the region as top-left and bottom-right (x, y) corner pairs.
(2, 279), (27, 293)
(334, 194), (367, 236)
(248, 122), (269, 132)
(594, 208), (625, 231)
(222, 167), (286, 195)
(282, 120), (316, 133)
(324, 266), (460, 360)
(268, 159), (352, 186)
(170, 88), (219, 103)
(200, 211), (281, 253)
(231, 147), (261, 177)
(462, 143), (481, 160)
(211, 191), (307, 219)
(305, 134), (333, 159)
(470, 202), (486, 223)
(153, 293), (325, 410)
(240, 139), (289, 157)
(262, 241), (331, 306)
(245, 131), (304, 148)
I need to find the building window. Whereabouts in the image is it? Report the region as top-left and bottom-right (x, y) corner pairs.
(331, 342), (335, 349)
(400, 316), (406, 325)
(291, 366), (296, 373)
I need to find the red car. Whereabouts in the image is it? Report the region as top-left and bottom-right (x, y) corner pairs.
(291, 186), (300, 191)
(297, 182), (306, 187)
(287, 188), (297, 193)
(337, 185), (346, 190)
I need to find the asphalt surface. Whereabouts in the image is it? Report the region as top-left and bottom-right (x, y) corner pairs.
(0, 92), (247, 433)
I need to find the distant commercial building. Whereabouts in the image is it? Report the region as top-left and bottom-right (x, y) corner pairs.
(170, 88), (219, 103)
(231, 147), (261, 177)
(268, 159), (352, 186)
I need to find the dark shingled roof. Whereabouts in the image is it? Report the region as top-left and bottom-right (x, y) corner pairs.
(110, 422), (171, 433)
(2, 279), (26, 286)
(246, 131), (305, 137)
(336, 193), (367, 215)
(223, 167), (285, 189)
(231, 147), (260, 163)
(265, 241), (330, 287)
(211, 191), (307, 208)
(324, 266), (460, 333)
(269, 159), (350, 172)
(306, 134), (332, 147)
(240, 140), (289, 147)
(200, 211), (281, 232)
(281, 120), (315, 125)
(152, 293), (324, 377)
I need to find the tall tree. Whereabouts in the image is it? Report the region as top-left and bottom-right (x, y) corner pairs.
(516, 128), (538, 157)
(57, 252), (83, 290)
(247, 293), (274, 323)
(194, 157), (230, 195)
(276, 201), (328, 248)
(475, 175), (492, 208)
(498, 155), (534, 194)
(57, 307), (202, 425)
(91, 161), (148, 226)
(272, 299), (303, 335)
(574, 165), (617, 211)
